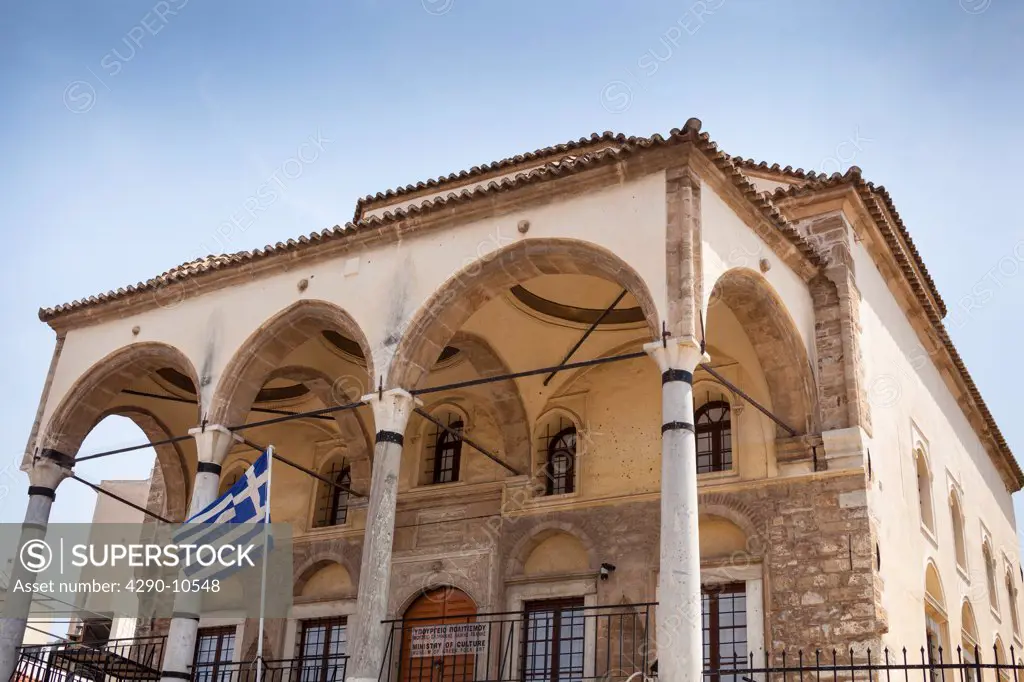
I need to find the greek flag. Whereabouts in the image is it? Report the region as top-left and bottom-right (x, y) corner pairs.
(173, 450), (272, 580)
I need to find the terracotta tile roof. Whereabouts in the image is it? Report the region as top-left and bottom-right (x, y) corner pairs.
(39, 121), (823, 321)
(352, 132), (631, 221)
(730, 157), (947, 317)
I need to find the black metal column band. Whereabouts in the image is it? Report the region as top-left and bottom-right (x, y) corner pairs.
(162, 671), (192, 680)
(28, 486), (56, 500)
(38, 448), (75, 468)
(22, 522), (47, 532)
(171, 611), (201, 621)
(197, 461), (222, 475)
(662, 421), (695, 434)
(662, 369), (693, 384)
(376, 430), (404, 446)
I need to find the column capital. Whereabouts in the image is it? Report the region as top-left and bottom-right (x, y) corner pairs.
(188, 424), (241, 465)
(27, 449), (73, 490)
(643, 335), (709, 375)
(361, 388), (419, 435)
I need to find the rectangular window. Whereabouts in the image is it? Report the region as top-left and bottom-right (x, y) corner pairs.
(80, 618), (112, 646)
(703, 583), (747, 681)
(299, 617), (348, 682)
(523, 598), (585, 682)
(193, 627), (236, 682)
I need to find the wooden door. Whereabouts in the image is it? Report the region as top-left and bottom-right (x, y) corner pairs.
(401, 587), (478, 682)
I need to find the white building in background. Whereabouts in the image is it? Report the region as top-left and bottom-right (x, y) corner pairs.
(68, 479), (152, 644)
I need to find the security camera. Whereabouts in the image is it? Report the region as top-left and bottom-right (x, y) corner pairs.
(600, 563), (616, 580)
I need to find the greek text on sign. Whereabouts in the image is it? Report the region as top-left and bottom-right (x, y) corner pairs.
(409, 623), (487, 658)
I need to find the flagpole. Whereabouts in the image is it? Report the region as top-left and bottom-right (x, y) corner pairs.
(256, 445), (274, 682)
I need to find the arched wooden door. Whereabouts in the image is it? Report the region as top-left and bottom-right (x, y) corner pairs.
(401, 587), (478, 682)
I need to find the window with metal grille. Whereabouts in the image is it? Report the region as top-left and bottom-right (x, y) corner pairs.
(193, 627), (236, 682)
(702, 583), (746, 682)
(523, 598), (585, 682)
(428, 413), (464, 483)
(695, 401), (732, 474)
(298, 617), (347, 682)
(329, 467), (351, 525)
(544, 427), (576, 496)
(314, 460), (350, 528)
(80, 618), (111, 646)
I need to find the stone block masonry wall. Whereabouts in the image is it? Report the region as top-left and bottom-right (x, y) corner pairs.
(129, 474), (885, 662)
(491, 472), (886, 655)
(749, 472), (887, 653)
(806, 214), (872, 434)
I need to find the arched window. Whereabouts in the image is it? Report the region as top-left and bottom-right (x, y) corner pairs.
(328, 467), (351, 526)
(915, 449), (935, 534)
(924, 563), (949, 673)
(950, 491), (968, 571)
(995, 637), (1010, 681)
(432, 419), (464, 484)
(1007, 570), (1020, 637)
(314, 458), (350, 528)
(984, 541), (999, 613)
(546, 427), (577, 496)
(696, 401), (732, 474)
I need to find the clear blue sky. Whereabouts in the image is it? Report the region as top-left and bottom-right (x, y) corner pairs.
(0, 1), (1021, 536)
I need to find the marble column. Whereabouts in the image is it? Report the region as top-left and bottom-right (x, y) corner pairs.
(645, 336), (708, 682)
(0, 449), (73, 682)
(346, 389), (417, 682)
(159, 425), (239, 682)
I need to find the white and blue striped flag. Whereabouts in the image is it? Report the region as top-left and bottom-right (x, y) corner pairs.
(173, 449), (273, 581)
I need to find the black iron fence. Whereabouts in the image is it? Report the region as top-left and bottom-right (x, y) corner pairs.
(14, 622), (1024, 682)
(701, 645), (1024, 682)
(379, 602), (656, 682)
(193, 653), (349, 682)
(15, 635), (166, 682)
(14, 641), (347, 682)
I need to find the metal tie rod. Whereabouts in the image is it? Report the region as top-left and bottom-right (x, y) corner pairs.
(69, 474), (173, 524)
(239, 437), (366, 498)
(66, 351), (648, 464)
(413, 407), (522, 476)
(543, 288), (628, 386)
(413, 350), (647, 396)
(698, 363), (798, 437)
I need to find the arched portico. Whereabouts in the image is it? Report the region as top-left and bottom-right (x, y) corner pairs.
(3, 342), (203, 681)
(93, 406), (191, 522)
(386, 238), (662, 390)
(707, 268), (820, 436)
(208, 299), (375, 427)
(37, 342), (201, 458)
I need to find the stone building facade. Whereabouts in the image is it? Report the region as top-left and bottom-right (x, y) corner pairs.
(7, 119), (1023, 682)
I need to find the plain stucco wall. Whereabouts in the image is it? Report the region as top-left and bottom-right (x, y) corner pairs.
(853, 222), (1022, 654)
